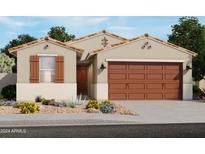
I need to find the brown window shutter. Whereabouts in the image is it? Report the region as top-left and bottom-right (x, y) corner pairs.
(55, 56), (64, 83)
(30, 55), (39, 83)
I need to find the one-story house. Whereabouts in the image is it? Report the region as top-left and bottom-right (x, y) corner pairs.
(8, 30), (197, 101)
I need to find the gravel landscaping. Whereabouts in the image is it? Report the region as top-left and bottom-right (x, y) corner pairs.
(0, 102), (137, 115)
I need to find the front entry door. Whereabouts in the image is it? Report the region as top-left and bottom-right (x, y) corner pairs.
(77, 66), (88, 95)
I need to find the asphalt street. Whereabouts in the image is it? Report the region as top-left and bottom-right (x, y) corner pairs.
(1, 123), (205, 138)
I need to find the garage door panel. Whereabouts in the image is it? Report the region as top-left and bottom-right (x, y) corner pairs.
(147, 74), (163, 80)
(147, 93), (163, 99)
(128, 93), (145, 99)
(165, 74), (179, 80)
(147, 83), (163, 89)
(128, 73), (145, 80)
(109, 93), (127, 100)
(109, 64), (126, 70)
(128, 64), (145, 70)
(108, 62), (182, 100)
(109, 73), (127, 80)
(164, 93), (179, 99)
(165, 83), (179, 89)
(164, 65), (180, 70)
(128, 83), (145, 89)
(147, 65), (163, 70)
(109, 83), (126, 89)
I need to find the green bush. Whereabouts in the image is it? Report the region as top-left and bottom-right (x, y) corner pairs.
(68, 102), (76, 108)
(86, 100), (100, 109)
(1, 85), (16, 100)
(13, 102), (23, 108)
(193, 85), (203, 96)
(0, 95), (4, 100)
(100, 100), (114, 113)
(41, 98), (55, 105)
(19, 102), (40, 114)
(35, 96), (42, 102)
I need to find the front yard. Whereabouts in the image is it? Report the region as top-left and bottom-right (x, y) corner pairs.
(0, 98), (137, 116)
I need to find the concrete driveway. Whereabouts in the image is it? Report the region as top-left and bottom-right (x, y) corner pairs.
(114, 100), (205, 123)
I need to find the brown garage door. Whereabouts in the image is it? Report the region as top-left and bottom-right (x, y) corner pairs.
(108, 62), (182, 100)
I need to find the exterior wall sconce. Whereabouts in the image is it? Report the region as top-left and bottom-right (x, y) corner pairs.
(186, 65), (192, 70)
(100, 63), (106, 69)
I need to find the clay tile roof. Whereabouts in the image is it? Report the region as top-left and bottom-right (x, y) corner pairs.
(92, 48), (104, 53)
(66, 30), (128, 44)
(111, 40), (129, 47)
(8, 36), (84, 54)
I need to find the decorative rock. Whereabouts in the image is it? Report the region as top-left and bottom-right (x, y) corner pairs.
(4, 100), (16, 106)
(87, 108), (101, 113)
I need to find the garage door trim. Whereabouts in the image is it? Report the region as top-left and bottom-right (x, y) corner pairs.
(106, 58), (185, 63)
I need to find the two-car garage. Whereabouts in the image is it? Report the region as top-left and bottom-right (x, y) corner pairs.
(108, 62), (182, 100)
(93, 34), (196, 100)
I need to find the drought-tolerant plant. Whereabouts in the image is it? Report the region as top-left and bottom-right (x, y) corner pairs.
(19, 102), (40, 114)
(0, 95), (4, 100)
(86, 100), (100, 109)
(193, 85), (204, 99)
(100, 100), (114, 113)
(1, 85), (16, 100)
(35, 96), (42, 102)
(0, 53), (15, 73)
(0, 101), (4, 106)
(13, 102), (22, 108)
(76, 94), (87, 105)
(68, 101), (76, 108)
(62, 95), (87, 108)
(41, 98), (55, 105)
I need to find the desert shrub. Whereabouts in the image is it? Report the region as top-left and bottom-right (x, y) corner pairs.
(35, 96), (42, 102)
(68, 102), (76, 108)
(19, 102), (40, 114)
(101, 100), (111, 104)
(193, 85), (204, 100)
(0, 101), (4, 106)
(0, 95), (4, 100)
(86, 100), (100, 109)
(1, 85), (16, 100)
(41, 98), (55, 105)
(100, 100), (114, 113)
(13, 102), (22, 108)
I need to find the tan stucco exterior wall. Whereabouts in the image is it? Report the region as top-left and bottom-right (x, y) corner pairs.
(69, 34), (124, 60)
(16, 41), (77, 101)
(17, 41), (77, 83)
(95, 38), (193, 100)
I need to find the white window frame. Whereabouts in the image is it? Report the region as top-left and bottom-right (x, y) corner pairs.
(39, 55), (57, 83)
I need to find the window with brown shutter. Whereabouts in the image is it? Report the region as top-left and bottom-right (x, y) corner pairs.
(55, 56), (64, 83)
(30, 55), (39, 83)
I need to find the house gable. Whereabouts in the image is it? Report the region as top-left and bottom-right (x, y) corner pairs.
(92, 34), (197, 57)
(8, 37), (84, 56)
(67, 30), (128, 52)
(17, 41), (77, 84)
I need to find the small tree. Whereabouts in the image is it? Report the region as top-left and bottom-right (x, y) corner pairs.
(0, 53), (15, 73)
(48, 26), (75, 42)
(168, 16), (205, 82)
(0, 34), (37, 57)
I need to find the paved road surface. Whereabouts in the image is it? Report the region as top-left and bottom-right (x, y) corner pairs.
(1, 123), (205, 138)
